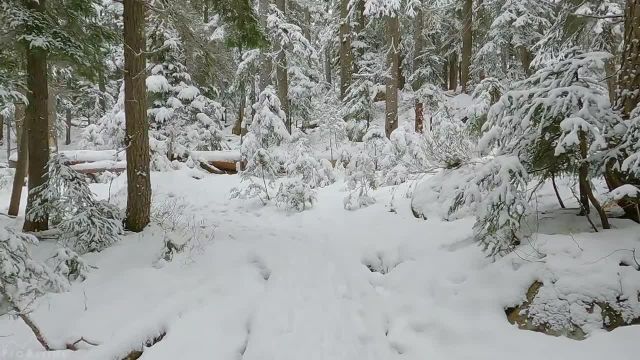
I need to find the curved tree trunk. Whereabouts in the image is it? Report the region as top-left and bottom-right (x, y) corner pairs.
(123, 0), (151, 232)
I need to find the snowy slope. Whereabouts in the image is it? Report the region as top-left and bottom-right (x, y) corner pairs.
(0, 170), (637, 360)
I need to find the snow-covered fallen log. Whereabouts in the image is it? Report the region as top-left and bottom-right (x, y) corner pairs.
(190, 150), (242, 173)
(9, 150), (125, 167)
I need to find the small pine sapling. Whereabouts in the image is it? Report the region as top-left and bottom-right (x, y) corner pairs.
(448, 156), (530, 258)
(27, 154), (123, 254)
(275, 178), (316, 212)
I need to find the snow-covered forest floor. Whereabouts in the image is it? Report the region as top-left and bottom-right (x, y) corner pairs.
(0, 171), (638, 359)
(0, 94), (638, 360)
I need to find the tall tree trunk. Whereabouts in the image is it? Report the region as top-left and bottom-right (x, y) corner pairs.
(448, 51), (458, 91)
(460, 0), (473, 92)
(259, 0), (272, 90)
(65, 107), (71, 145)
(9, 102), (27, 216)
(412, 8), (425, 133)
(0, 114), (3, 144)
(442, 61), (449, 89)
(324, 45), (332, 85)
(617, 0), (640, 117)
(339, 0), (352, 99)
(233, 85), (245, 136)
(603, 0), (640, 223)
(385, 15), (400, 138)
(9, 127), (27, 217)
(22, 0), (50, 232)
(123, 0), (151, 232)
(47, 82), (58, 152)
(5, 111), (10, 160)
(98, 69), (107, 119)
(274, 0), (290, 133)
(604, 59), (617, 104)
(203, 0), (209, 23)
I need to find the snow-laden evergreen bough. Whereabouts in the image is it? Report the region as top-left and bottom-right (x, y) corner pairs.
(27, 154), (123, 254)
(0, 228), (69, 312)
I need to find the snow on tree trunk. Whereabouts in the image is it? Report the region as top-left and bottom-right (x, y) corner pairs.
(123, 0), (151, 232)
(460, 0), (473, 93)
(385, 14), (400, 138)
(23, 0), (50, 232)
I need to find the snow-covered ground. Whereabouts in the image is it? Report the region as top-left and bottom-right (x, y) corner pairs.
(0, 168), (638, 360)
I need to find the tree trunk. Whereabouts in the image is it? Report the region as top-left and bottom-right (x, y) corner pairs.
(274, 0), (290, 133)
(65, 107), (72, 145)
(604, 59), (617, 104)
(551, 173), (565, 209)
(448, 51), (458, 91)
(520, 46), (533, 77)
(581, 128), (610, 229)
(203, 0), (209, 23)
(47, 82), (58, 152)
(233, 85), (245, 136)
(123, 0), (151, 232)
(412, 8), (425, 133)
(442, 61), (449, 89)
(259, 0), (272, 90)
(22, 0), (50, 232)
(5, 111), (10, 160)
(0, 114), (4, 144)
(577, 130), (591, 216)
(460, 0), (473, 92)
(617, 0), (640, 117)
(98, 69), (107, 119)
(339, 0), (352, 99)
(385, 15), (400, 138)
(324, 45), (332, 85)
(8, 119), (27, 217)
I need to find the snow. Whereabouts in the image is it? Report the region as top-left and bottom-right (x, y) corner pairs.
(146, 75), (171, 93)
(9, 150), (125, 164)
(0, 169), (638, 359)
(189, 150), (241, 162)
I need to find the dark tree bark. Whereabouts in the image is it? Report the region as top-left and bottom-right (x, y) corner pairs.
(22, 0), (50, 232)
(460, 0), (473, 92)
(65, 107), (72, 145)
(604, 0), (640, 223)
(385, 14), (400, 138)
(519, 46), (533, 77)
(412, 8), (425, 133)
(274, 0), (290, 132)
(339, 0), (352, 99)
(233, 84), (245, 136)
(259, 0), (272, 90)
(449, 51), (458, 91)
(9, 115), (28, 217)
(123, 0), (151, 232)
(617, 0), (640, 117)
(98, 69), (107, 118)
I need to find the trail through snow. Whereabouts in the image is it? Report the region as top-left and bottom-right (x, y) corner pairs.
(0, 171), (637, 359)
